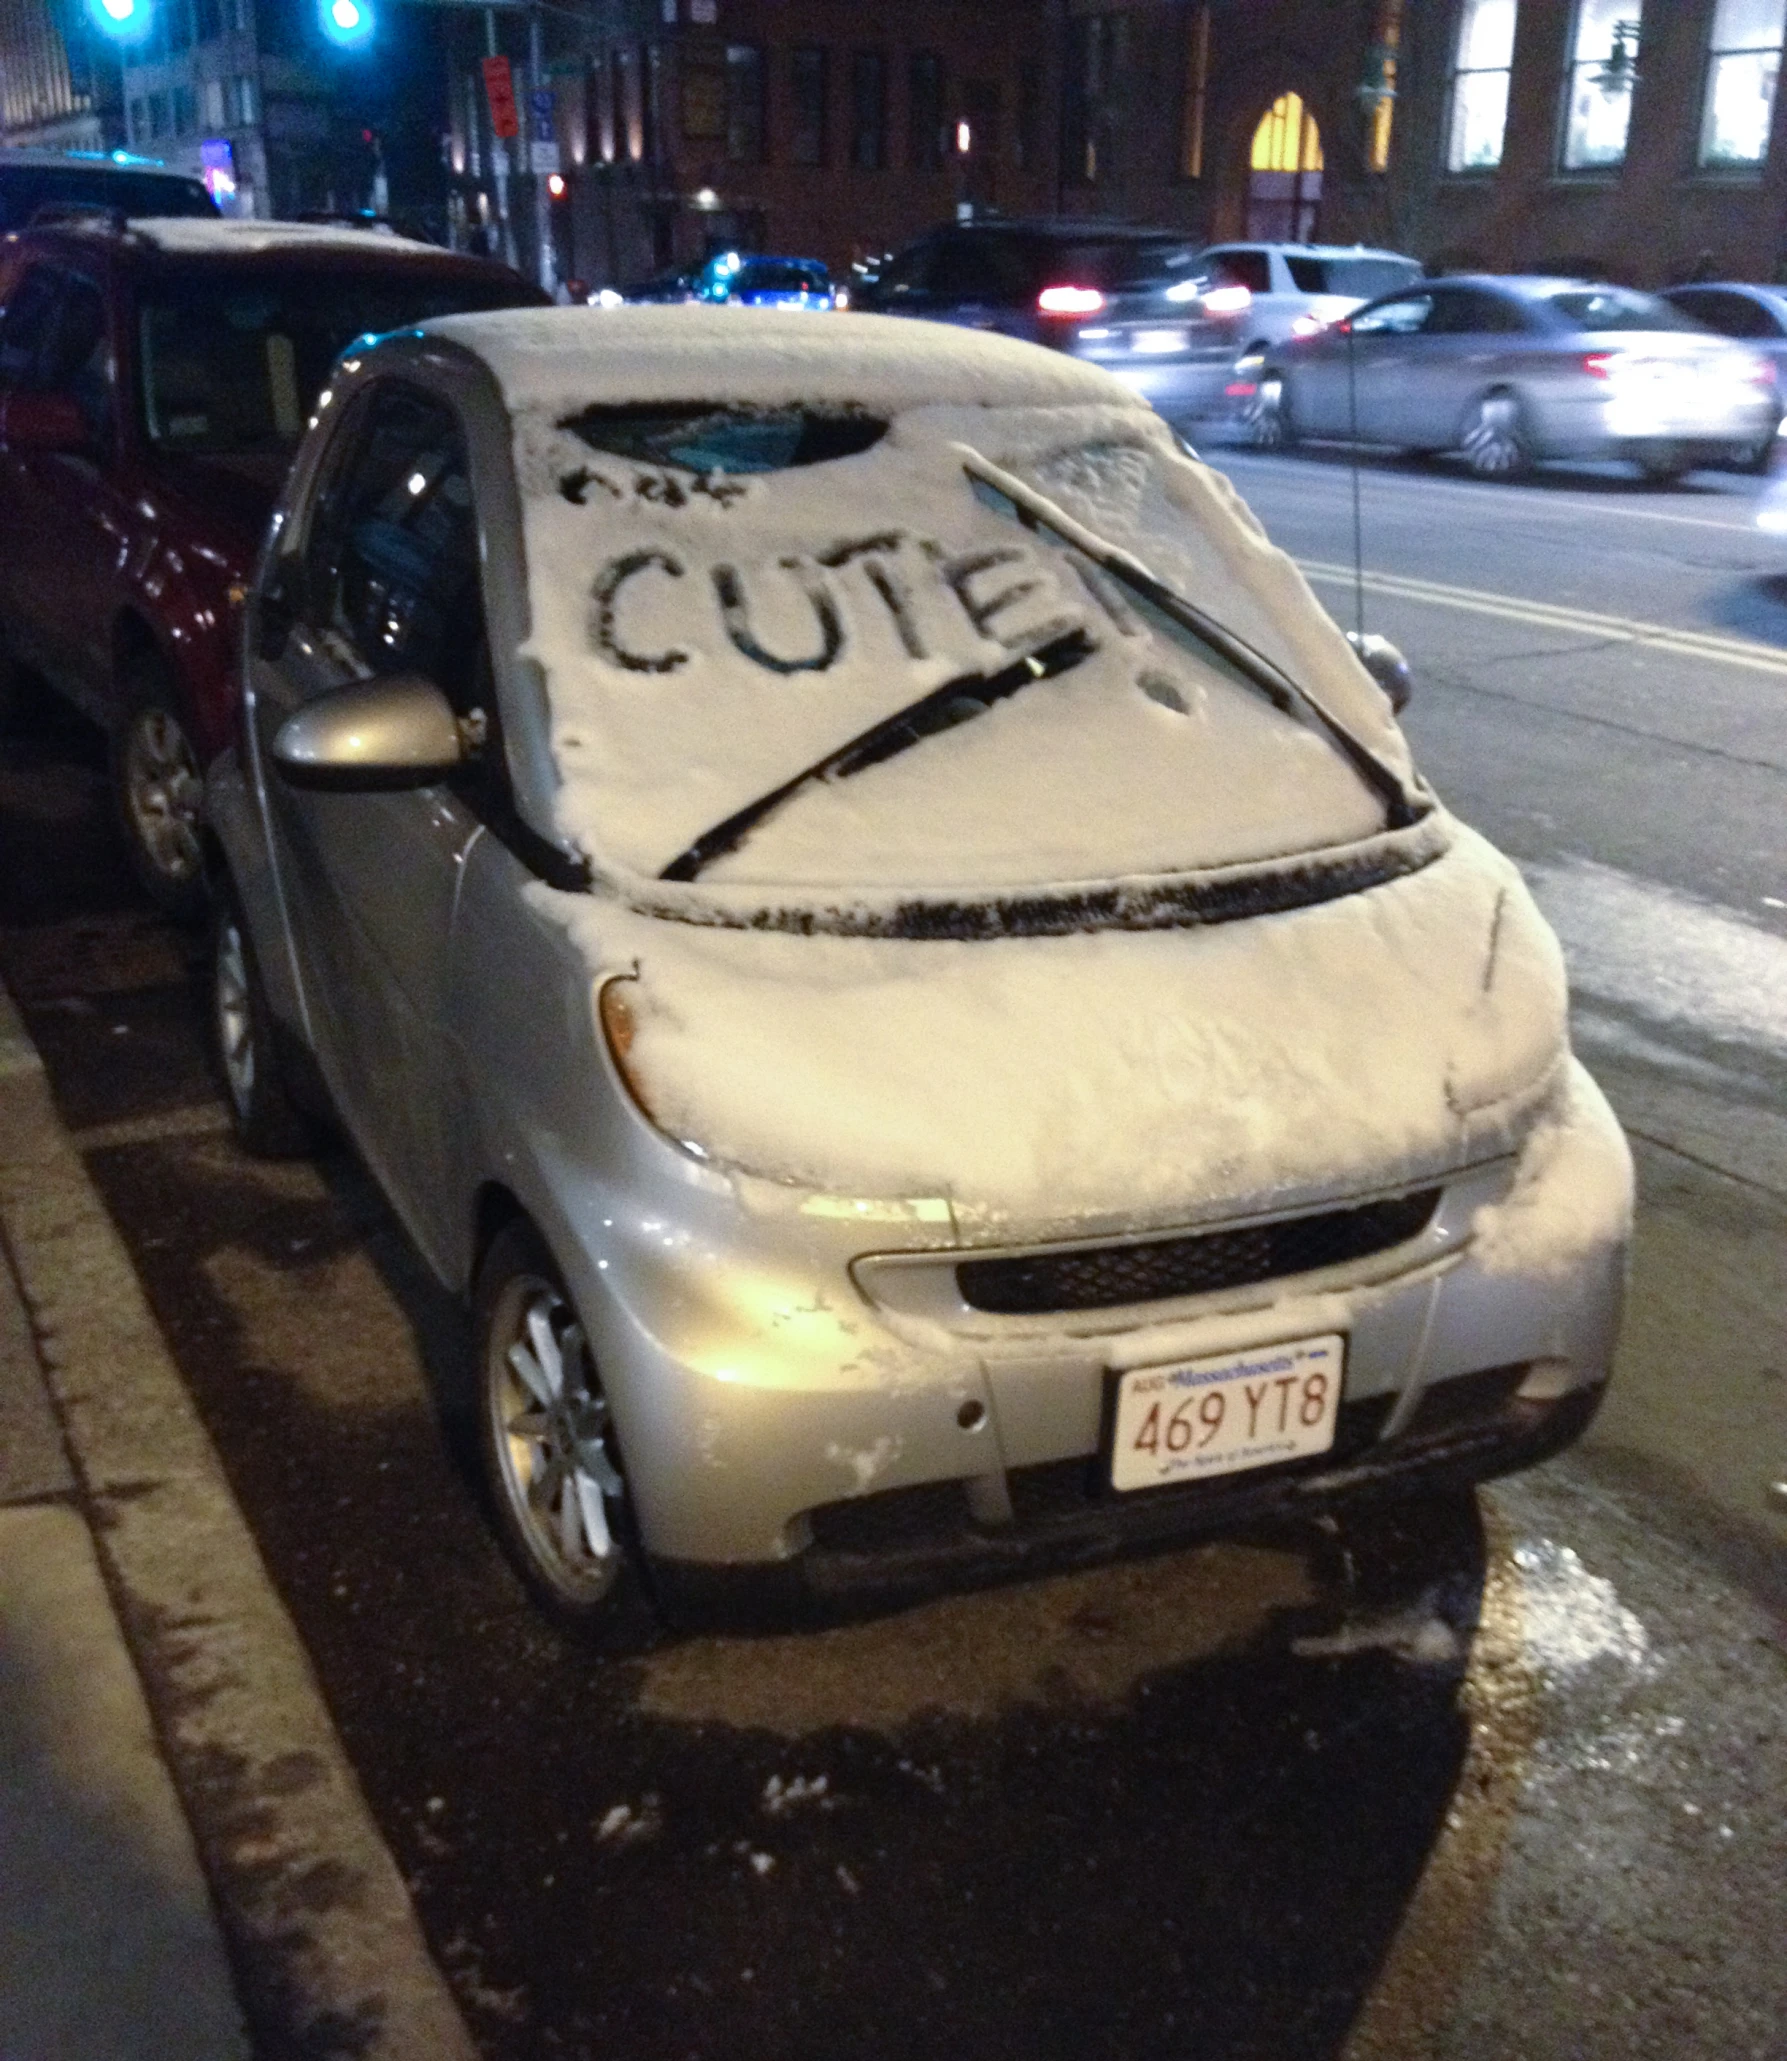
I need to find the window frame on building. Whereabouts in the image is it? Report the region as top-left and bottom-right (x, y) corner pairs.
(724, 42), (764, 165)
(1699, 0), (1786, 169)
(908, 50), (945, 173)
(1443, 0), (1519, 174)
(850, 48), (888, 171)
(1558, 0), (1639, 172)
(789, 45), (827, 167)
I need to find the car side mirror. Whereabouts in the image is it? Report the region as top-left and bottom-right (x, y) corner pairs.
(0, 388), (91, 455)
(1345, 630), (1413, 714)
(272, 673), (481, 790)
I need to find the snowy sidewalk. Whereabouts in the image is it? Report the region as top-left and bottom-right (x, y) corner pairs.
(0, 1226), (250, 2061)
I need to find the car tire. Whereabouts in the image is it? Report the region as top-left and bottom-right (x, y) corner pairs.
(1248, 372), (1296, 451)
(474, 1220), (659, 1645)
(111, 656), (208, 923)
(1459, 389), (1534, 481)
(212, 885), (315, 1158)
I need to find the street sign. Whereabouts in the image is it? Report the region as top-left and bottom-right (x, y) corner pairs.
(481, 55), (520, 141)
(529, 86), (555, 140)
(530, 140), (561, 174)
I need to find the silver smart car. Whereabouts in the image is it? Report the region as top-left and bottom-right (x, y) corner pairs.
(206, 307), (1631, 1630)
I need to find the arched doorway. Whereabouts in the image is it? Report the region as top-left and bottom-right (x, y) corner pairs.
(1247, 92), (1322, 240)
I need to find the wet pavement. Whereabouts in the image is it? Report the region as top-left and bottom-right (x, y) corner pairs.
(1, 458), (1784, 2059)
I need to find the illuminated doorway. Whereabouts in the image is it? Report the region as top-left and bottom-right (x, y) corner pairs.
(1247, 93), (1323, 240)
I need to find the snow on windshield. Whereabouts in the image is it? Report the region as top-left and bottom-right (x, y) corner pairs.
(508, 388), (1412, 896)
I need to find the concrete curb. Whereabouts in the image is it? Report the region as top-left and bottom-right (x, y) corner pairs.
(0, 979), (479, 2060)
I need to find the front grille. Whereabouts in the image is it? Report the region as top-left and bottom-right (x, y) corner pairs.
(956, 1188), (1443, 1317)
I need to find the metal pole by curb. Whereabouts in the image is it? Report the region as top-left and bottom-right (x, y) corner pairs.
(0, 979), (479, 2060)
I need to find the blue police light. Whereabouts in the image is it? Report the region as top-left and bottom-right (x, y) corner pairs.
(318, 0), (374, 48)
(89, 0), (150, 42)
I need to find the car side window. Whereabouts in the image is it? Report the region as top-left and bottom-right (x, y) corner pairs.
(1350, 293), (1434, 336)
(1678, 290), (1775, 340)
(0, 265), (66, 385)
(1205, 249), (1271, 295)
(1424, 287), (1528, 336)
(303, 382), (486, 714)
(929, 233), (1006, 301)
(871, 241), (935, 298)
(44, 276), (113, 448)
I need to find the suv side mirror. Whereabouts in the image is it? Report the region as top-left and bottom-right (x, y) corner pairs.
(1345, 630), (1413, 714)
(0, 389), (90, 455)
(272, 674), (479, 790)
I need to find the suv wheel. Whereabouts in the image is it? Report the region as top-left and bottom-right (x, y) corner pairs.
(474, 1221), (658, 1643)
(212, 886), (314, 1157)
(112, 657), (207, 922)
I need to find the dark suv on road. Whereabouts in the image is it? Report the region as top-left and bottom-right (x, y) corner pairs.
(0, 215), (543, 915)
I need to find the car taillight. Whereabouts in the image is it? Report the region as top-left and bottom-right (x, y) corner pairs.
(1744, 353), (1777, 384)
(1201, 284), (1252, 315)
(1582, 352), (1617, 379)
(1038, 284), (1105, 315)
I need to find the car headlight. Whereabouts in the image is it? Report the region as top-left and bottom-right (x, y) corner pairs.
(598, 976), (716, 1162)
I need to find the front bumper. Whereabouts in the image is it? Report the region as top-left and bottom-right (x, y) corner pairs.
(596, 1063), (1630, 1584)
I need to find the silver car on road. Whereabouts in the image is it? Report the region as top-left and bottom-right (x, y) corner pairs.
(1249, 275), (1776, 481)
(206, 307), (1631, 1633)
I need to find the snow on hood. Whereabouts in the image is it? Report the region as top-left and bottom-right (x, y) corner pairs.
(548, 825), (1568, 1233)
(445, 308), (1414, 895)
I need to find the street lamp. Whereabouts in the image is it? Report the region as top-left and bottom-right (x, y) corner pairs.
(87, 0), (151, 43)
(319, 0), (376, 49)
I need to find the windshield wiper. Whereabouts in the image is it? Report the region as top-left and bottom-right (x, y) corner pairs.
(954, 446), (1424, 830)
(658, 626), (1096, 883)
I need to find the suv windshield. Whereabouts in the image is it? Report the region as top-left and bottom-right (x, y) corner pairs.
(0, 164), (214, 232)
(1284, 255), (1422, 298)
(138, 265), (530, 454)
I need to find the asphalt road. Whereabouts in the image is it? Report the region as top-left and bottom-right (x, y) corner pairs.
(0, 443), (1782, 2060)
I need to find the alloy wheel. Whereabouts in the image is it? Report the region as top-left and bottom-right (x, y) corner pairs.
(123, 706), (203, 884)
(1461, 393), (1530, 479)
(1248, 374), (1290, 450)
(214, 909), (255, 1119)
(485, 1273), (626, 1604)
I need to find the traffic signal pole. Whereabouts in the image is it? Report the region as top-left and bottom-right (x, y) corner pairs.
(485, 7), (519, 271)
(527, 3), (556, 297)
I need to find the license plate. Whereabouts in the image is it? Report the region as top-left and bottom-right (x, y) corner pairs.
(1109, 1333), (1344, 1493)
(1132, 326), (1188, 354)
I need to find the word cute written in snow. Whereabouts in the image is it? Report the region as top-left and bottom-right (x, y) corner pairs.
(586, 527), (1147, 678)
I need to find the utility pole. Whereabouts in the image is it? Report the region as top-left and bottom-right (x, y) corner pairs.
(485, 7), (518, 270)
(527, 3), (556, 296)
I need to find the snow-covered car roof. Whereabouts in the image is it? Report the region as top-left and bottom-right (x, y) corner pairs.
(128, 216), (447, 259)
(425, 304), (1142, 413)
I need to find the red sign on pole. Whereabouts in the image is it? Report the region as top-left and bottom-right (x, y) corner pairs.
(481, 55), (520, 141)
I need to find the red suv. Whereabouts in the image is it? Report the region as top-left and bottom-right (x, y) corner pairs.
(0, 216), (544, 915)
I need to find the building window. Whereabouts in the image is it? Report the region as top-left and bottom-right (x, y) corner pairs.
(195, 0), (221, 40)
(1180, 4), (1210, 178)
(1015, 61), (1042, 169)
(850, 49), (887, 170)
(1445, 0), (1517, 170)
(724, 44), (764, 163)
(168, 0), (192, 52)
(1701, 0), (1786, 165)
(618, 45), (643, 162)
(589, 52), (614, 163)
(1561, 0), (1638, 168)
(681, 51), (724, 142)
(1365, 0), (1403, 172)
(148, 90), (171, 138)
(1249, 92), (1323, 238)
(231, 74), (255, 125)
(231, 0), (250, 31)
(172, 83), (196, 133)
(790, 46), (826, 166)
(908, 51), (944, 171)
(128, 97), (148, 144)
(1066, 14), (1126, 184)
